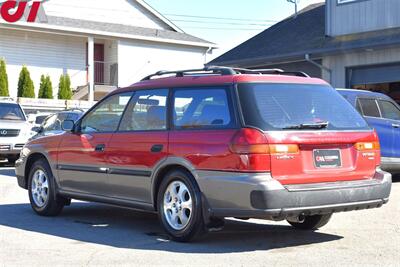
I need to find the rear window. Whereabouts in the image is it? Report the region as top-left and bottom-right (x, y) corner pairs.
(238, 83), (370, 131)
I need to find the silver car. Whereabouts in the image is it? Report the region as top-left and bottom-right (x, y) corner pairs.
(0, 100), (33, 164)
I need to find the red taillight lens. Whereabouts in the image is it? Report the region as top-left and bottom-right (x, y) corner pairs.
(230, 128), (271, 172)
(230, 128), (269, 154)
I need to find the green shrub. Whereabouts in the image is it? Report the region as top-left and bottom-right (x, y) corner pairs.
(0, 59), (9, 97)
(17, 66), (35, 98)
(38, 75), (53, 99)
(58, 74), (72, 100)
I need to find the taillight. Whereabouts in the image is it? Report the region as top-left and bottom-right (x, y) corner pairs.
(230, 128), (269, 154)
(269, 144), (299, 154)
(229, 128), (299, 172)
(355, 130), (381, 167)
(354, 142), (380, 151)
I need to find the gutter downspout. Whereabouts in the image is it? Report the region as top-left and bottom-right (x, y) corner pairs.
(305, 54), (332, 83)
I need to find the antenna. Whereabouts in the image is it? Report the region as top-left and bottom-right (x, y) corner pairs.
(287, 0), (299, 18)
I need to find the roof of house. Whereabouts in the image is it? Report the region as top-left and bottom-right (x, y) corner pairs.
(44, 16), (212, 44)
(208, 3), (400, 67)
(0, 0), (215, 48)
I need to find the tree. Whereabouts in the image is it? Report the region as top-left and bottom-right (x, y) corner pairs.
(38, 74), (53, 99)
(0, 58), (9, 97)
(17, 66), (35, 98)
(58, 74), (72, 100)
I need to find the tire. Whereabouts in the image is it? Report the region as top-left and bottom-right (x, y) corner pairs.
(157, 169), (205, 242)
(28, 158), (65, 216)
(287, 214), (333, 230)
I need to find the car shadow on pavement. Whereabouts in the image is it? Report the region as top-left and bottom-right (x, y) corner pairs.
(0, 202), (342, 253)
(391, 174), (400, 183)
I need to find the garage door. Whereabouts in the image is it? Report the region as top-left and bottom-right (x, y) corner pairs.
(347, 63), (400, 86)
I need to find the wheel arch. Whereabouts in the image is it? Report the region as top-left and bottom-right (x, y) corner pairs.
(24, 152), (51, 189)
(151, 157), (199, 211)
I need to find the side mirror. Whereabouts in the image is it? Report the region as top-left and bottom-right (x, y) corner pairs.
(31, 126), (43, 133)
(62, 120), (75, 132)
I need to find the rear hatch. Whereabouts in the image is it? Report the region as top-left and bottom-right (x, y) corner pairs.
(238, 82), (380, 185)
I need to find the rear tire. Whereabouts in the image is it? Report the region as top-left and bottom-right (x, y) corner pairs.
(157, 169), (205, 242)
(28, 159), (65, 216)
(287, 214), (332, 230)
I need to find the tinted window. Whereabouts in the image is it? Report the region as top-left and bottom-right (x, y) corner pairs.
(238, 83), (369, 131)
(81, 92), (132, 133)
(119, 89), (168, 131)
(356, 99), (363, 113)
(359, 99), (380, 118)
(35, 115), (48, 125)
(67, 113), (81, 122)
(378, 100), (400, 121)
(0, 103), (25, 121)
(42, 113), (68, 131)
(173, 88), (232, 129)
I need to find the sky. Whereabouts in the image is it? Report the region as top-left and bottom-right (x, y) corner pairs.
(145, 0), (324, 60)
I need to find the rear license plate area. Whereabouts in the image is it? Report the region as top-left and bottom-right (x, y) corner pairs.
(313, 149), (341, 168)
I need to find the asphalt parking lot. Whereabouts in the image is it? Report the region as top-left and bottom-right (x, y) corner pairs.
(0, 163), (399, 267)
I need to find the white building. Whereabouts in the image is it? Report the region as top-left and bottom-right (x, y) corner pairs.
(0, 0), (216, 101)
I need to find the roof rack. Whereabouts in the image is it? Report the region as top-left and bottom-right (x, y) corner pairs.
(140, 66), (309, 81)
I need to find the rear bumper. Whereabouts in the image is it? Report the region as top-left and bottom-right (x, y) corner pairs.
(197, 168), (391, 220)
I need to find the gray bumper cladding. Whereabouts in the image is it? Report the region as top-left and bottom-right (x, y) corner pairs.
(197, 169), (392, 220)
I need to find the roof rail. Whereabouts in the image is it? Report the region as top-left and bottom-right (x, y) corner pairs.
(226, 67), (310, 77)
(141, 66), (309, 81)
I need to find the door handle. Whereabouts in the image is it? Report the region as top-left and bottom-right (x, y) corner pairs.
(151, 144), (163, 153)
(95, 144), (106, 152)
(392, 124), (400, 128)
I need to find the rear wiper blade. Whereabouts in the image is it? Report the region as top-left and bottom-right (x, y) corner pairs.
(282, 122), (329, 130)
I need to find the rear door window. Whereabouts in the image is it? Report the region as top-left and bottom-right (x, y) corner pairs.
(173, 88), (234, 129)
(119, 89), (168, 131)
(378, 100), (400, 121)
(358, 99), (381, 118)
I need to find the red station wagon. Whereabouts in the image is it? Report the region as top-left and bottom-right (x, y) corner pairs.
(16, 67), (392, 242)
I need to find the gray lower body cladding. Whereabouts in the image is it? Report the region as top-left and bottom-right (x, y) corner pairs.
(381, 157), (400, 172)
(196, 168), (391, 220)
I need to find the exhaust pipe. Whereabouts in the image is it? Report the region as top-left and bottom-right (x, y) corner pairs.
(287, 214), (306, 223)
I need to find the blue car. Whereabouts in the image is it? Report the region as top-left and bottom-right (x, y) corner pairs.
(338, 88), (400, 172)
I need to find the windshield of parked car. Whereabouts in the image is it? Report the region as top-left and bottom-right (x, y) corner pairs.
(0, 103), (25, 121)
(238, 83), (370, 131)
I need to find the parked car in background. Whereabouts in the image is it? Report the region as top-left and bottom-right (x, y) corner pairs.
(0, 99), (34, 164)
(30, 109), (84, 140)
(27, 112), (53, 128)
(338, 89), (400, 173)
(16, 68), (391, 242)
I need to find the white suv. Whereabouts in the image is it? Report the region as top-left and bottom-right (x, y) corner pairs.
(0, 99), (33, 164)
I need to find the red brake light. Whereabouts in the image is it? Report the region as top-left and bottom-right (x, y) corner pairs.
(230, 128), (269, 154)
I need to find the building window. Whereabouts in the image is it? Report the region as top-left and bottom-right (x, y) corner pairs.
(337, 0), (363, 4)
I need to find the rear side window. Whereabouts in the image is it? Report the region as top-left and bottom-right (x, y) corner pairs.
(378, 100), (400, 121)
(119, 89), (168, 131)
(173, 88), (233, 129)
(358, 99), (381, 118)
(238, 83), (369, 131)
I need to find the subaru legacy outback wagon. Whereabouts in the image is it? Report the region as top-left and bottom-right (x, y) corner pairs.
(16, 67), (392, 242)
